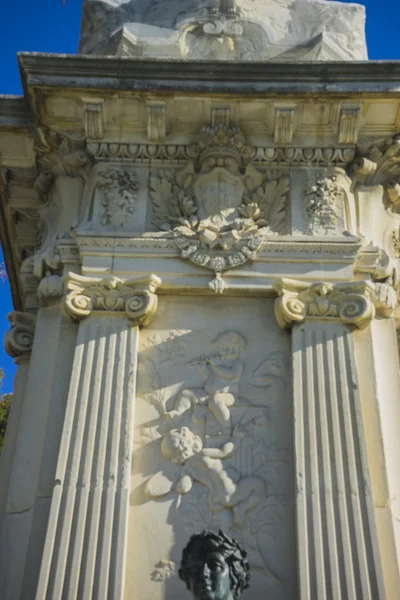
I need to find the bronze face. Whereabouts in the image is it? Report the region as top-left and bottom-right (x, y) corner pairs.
(188, 551), (233, 600)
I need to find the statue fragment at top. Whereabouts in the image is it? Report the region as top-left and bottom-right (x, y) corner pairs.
(79, 0), (367, 61)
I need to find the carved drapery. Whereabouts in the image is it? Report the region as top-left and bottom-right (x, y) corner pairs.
(35, 274), (161, 600)
(273, 278), (385, 600)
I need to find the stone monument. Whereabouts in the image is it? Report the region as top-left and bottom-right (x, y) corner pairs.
(0, 0), (399, 598)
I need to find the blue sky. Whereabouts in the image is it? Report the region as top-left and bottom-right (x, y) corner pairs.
(0, 0), (399, 391)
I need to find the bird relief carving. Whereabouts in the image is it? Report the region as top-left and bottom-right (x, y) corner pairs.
(149, 124), (290, 292)
(138, 330), (290, 582)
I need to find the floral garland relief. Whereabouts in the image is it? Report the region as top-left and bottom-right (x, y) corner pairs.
(138, 331), (290, 583)
(149, 125), (290, 292)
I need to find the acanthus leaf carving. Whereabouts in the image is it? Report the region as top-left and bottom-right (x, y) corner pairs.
(4, 311), (36, 361)
(273, 279), (376, 330)
(149, 124), (290, 292)
(350, 135), (400, 211)
(61, 272), (161, 325)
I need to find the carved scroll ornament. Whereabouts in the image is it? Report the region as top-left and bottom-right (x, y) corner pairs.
(4, 311), (37, 360)
(61, 272), (161, 325)
(273, 279), (376, 330)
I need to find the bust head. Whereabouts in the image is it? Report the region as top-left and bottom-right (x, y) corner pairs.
(179, 530), (250, 600)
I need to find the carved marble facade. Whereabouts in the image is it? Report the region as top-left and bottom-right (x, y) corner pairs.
(1, 5), (400, 599)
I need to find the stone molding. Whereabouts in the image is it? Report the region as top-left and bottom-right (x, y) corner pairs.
(273, 279), (376, 330)
(61, 272), (161, 325)
(87, 141), (355, 167)
(76, 234), (361, 256)
(4, 311), (36, 360)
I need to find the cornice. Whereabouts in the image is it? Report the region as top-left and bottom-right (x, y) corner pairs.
(17, 54), (400, 96)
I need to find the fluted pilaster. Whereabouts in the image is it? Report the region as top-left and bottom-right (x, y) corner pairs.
(0, 312), (36, 524)
(35, 274), (160, 600)
(274, 279), (385, 600)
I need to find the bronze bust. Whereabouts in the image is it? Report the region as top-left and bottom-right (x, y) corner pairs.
(179, 530), (250, 600)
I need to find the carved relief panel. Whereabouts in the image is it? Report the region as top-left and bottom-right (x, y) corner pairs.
(126, 296), (296, 600)
(84, 164), (149, 233)
(290, 167), (354, 236)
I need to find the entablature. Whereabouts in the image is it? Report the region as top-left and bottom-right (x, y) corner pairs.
(1, 53), (400, 310)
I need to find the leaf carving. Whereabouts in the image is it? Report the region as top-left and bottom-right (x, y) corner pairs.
(258, 177), (289, 234)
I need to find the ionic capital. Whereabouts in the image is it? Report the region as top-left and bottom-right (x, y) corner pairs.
(4, 311), (37, 360)
(273, 279), (375, 330)
(61, 272), (161, 326)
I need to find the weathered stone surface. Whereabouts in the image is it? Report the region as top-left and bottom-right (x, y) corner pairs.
(79, 0), (367, 61)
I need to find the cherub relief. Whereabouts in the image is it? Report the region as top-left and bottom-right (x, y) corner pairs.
(139, 331), (290, 582)
(145, 423), (265, 529)
(164, 331), (246, 428)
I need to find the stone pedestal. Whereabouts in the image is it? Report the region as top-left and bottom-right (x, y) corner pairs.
(1, 2), (400, 596)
